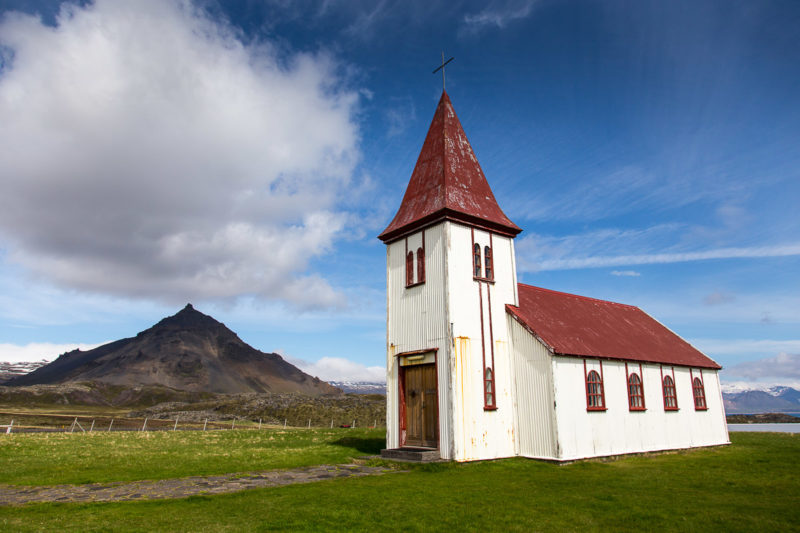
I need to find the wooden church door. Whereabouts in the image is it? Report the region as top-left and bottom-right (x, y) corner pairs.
(403, 363), (438, 448)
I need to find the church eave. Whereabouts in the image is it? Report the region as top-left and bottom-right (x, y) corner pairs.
(378, 208), (523, 243)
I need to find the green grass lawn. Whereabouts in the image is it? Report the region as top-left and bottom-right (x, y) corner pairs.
(0, 432), (797, 532)
(0, 428), (385, 485)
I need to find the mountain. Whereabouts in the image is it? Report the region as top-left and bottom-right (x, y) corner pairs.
(5, 304), (340, 396)
(0, 359), (49, 383)
(722, 386), (800, 414)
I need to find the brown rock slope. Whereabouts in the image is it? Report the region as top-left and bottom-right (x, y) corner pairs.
(6, 304), (340, 396)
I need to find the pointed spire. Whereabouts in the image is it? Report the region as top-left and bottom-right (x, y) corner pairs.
(378, 91), (521, 243)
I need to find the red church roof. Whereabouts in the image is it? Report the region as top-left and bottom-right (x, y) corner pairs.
(378, 91), (521, 243)
(506, 284), (721, 369)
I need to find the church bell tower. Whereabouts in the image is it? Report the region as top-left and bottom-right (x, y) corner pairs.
(379, 91), (522, 461)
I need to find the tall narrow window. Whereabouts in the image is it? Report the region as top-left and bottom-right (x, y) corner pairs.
(484, 246), (493, 280)
(662, 375), (678, 410)
(416, 247), (425, 283)
(628, 373), (645, 410)
(693, 377), (707, 410)
(473, 243), (482, 278)
(405, 251), (414, 286)
(586, 370), (605, 410)
(484, 367), (496, 409)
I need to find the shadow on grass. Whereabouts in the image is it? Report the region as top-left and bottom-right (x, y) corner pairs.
(332, 436), (385, 454)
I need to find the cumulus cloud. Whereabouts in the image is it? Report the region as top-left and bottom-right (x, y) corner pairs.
(285, 354), (385, 382)
(725, 352), (800, 382)
(0, 342), (104, 363)
(0, 0), (361, 310)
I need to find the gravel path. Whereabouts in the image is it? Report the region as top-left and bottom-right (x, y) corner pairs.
(0, 463), (399, 506)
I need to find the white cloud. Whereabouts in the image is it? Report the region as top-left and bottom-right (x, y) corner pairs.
(0, 0), (360, 310)
(611, 270), (641, 277)
(518, 227), (800, 272)
(724, 352), (800, 382)
(0, 342), (104, 363)
(704, 291), (736, 305)
(285, 354), (385, 382)
(462, 1), (539, 32)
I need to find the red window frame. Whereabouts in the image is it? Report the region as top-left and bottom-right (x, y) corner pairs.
(484, 367), (496, 409)
(691, 369), (707, 410)
(484, 245), (493, 280)
(661, 366), (678, 411)
(473, 243), (482, 278)
(416, 247), (425, 283)
(584, 359), (606, 411)
(405, 250), (414, 286)
(626, 362), (646, 411)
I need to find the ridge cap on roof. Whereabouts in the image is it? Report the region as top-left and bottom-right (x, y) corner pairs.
(517, 283), (640, 310)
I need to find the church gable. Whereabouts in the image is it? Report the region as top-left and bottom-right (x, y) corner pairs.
(506, 284), (721, 369)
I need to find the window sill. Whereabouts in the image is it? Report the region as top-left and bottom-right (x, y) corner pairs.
(405, 281), (425, 288)
(629, 407), (647, 412)
(473, 277), (495, 284)
(664, 407), (679, 412)
(586, 407), (607, 412)
(483, 406), (498, 411)
(694, 407), (708, 411)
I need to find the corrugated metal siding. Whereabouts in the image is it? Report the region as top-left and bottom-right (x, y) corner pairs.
(386, 224), (452, 456)
(552, 358), (730, 460)
(447, 223), (517, 461)
(508, 315), (557, 459)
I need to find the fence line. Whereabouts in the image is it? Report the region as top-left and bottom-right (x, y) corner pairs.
(1, 414), (383, 434)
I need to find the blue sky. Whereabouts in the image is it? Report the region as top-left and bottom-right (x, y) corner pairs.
(0, 0), (798, 388)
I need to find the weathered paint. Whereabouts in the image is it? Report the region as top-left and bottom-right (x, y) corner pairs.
(507, 284), (721, 369)
(551, 357), (730, 460)
(378, 91), (521, 243)
(508, 314), (558, 459)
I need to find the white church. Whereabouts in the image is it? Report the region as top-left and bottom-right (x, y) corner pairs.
(379, 91), (730, 462)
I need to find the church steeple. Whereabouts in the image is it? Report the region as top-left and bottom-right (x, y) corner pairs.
(378, 91), (521, 243)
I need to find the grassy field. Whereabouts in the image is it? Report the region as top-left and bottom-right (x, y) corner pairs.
(0, 432), (797, 532)
(0, 428), (384, 485)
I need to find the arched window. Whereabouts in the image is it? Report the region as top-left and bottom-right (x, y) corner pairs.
(662, 375), (678, 410)
(628, 373), (645, 410)
(484, 246), (493, 280)
(405, 251), (414, 286)
(586, 370), (605, 410)
(693, 377), (707, 410)
(416, 247), (425, 283)
(484, 367), (495, 408)
(473, 243), (482, 278)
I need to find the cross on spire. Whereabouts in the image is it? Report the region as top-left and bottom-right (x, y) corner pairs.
(432, 52), (454, 91)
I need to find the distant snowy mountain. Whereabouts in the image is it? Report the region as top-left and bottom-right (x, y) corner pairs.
(0, 359), (49, 383)
(723, 386), (800, 414)
(328, 381), (386, 395)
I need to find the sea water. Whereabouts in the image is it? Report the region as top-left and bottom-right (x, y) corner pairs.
(727, 423), (800, 433)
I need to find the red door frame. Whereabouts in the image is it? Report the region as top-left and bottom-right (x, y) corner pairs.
(397, 349), (438, 448)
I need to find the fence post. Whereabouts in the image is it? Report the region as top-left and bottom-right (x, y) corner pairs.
(284, 419), (287, 429)
(231, 419), (235, 430)
(90, 419), (95, 433)
(258, 418), (262, 430)
(203, 418), (208, 431)
(71, 417), (77, 433)
(331, 418), (333, 429)
(5, 419), (12, 434)
(374, 419), (377, 428)
(141, 417), (148, 432)
(173, 417), (179, 431)
(108, 419), (114, 432)
(352, 419), (355, 429)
